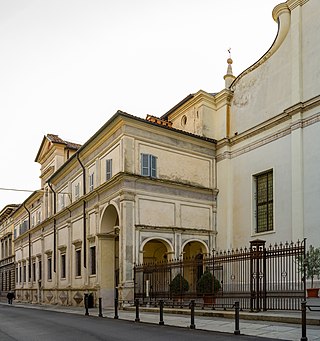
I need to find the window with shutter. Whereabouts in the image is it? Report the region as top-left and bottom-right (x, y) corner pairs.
(141, 153), (157, 178)
(106, 159), (112, 180)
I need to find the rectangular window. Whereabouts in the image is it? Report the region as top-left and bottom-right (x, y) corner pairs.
(106, 159), (112, 180)
(75, 249), (81, 277)
(23, 264), (26, 283)
(255, 170), (273, 233)
(89, 172), (94, 192)
(61, 254), (66, 279)
(32, 262), (36, 282)
(141, 154), (157, 178)
(19, 266), (21, 284)
(47, 257), (52, 280)
(75, 183), (80, 200)
(60, 194), (65, 209)
(15, 267), (18, 284)
(90, 246), (96, 275)
(38, 260), (42, 281)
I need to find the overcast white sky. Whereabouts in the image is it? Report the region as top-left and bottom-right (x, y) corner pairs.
(0, 0), (280, 210)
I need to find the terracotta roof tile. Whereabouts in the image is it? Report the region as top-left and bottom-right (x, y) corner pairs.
(47, 134), (82, 150)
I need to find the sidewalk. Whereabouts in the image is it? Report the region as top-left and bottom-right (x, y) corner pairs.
(1, 300), (320, 341)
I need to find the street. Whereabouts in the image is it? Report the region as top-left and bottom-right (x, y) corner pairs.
(0, 305), (287, 341)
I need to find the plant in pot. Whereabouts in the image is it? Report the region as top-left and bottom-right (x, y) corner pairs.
(196, 269), (221, 305)
(169, 273), (189, 297)
(297, 245), (320, 298)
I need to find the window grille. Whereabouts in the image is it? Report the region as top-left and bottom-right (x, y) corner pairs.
(255, 170), (273, 233)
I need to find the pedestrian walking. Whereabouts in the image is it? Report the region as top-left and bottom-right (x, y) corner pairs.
(7, 291), (15, 304)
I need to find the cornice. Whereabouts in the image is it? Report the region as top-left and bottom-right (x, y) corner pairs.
(167, 90), (217, 122)
(286, 0), (309, 10)
(217, 111), (320, 162)
(217, 95), (320, 161)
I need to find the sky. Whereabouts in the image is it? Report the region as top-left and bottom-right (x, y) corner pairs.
(0, 0), (280, 210)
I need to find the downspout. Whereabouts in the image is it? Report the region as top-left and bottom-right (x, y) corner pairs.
(48, 182), (57, 273)
(77, 154), (87, 268)
(23, 203), (31, 282)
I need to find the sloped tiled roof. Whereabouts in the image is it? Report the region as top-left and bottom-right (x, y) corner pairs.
(47, 134), (82, 150)
(0, 204), (19, 225)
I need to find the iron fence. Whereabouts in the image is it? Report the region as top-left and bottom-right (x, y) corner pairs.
(134, 239), (306, 311)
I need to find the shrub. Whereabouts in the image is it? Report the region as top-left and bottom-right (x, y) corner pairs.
(197, 270), (221, 294)
(169, 273), (189, 294)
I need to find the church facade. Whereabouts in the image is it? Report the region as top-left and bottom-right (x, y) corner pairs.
(1, 0), (319, 305)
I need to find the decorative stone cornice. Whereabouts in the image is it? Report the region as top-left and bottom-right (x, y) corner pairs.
(58, 244), (67, 252)
(217, 111), (320, 162)
(286, 0), (309, 10)
(72, 239), (82, 248)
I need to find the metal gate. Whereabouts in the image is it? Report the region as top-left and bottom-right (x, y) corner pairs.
(134, 239), (306, 310)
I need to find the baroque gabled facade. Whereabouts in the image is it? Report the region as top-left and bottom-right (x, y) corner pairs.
(1, 0), (319, 305)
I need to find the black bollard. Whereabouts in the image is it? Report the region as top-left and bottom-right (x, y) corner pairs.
(84, 294), (89, 316)
(234, 301), (240, 335)
(135, 298), (140, 322)
(301, 301), (308, 341)
(190, 300), (195, 329)
(114, 296), (119, 319)
(99, 297), (103, 317)
(159, 300), (164, 325)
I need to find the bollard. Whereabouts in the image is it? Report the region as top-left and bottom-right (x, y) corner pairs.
(190, 300), (195, 329)
(301, 301), (308, 341)
(135, 298), (140, 322)
(114, 296), (119, 319)
(234, 301), (240, 335)
(84, 293), (89, 316)
(159, 300), (164, 325)
(98, 297), (103, 317)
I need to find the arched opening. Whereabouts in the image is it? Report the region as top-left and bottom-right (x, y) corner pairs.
(141, 239), (173, 302)
(182, 240), (208, 293)
(142, 240), (169, 264)
(99, 204), (120, 306)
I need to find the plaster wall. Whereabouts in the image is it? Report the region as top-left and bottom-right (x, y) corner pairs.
(303, 122), (320, 245)
(230, 1), (320, 135)
(100, 143), (121, 182)
(217, 135), (292, 249)
(302, 1), (320, 101)
(138, 142), (212, 188)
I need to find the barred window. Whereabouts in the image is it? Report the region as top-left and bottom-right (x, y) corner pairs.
(255, 170), (273, 233)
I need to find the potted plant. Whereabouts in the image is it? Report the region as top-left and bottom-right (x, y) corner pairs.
(196, 269), (221, 305)
(298, 245), (320, 298)
(169, 273), (189, 296)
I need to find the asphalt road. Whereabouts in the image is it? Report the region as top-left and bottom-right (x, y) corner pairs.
(0, 305), (285, 341)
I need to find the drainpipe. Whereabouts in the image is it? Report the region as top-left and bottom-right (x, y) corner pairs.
(23, 203), (32, 282)
(77, 154), (87, 268)
(48, 182), (57, 273)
